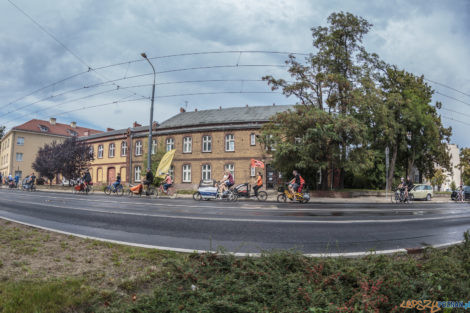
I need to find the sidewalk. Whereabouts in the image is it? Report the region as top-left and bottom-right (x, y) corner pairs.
(1, 186), (454, 203)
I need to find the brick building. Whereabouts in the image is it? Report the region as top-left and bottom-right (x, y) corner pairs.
(83, 105), (292, 189)
(0, 118), (100, 181)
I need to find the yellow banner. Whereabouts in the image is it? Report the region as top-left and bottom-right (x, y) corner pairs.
(156, 149), (176, 178)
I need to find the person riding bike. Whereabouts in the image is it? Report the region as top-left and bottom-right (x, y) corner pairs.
(288, 170), (305, 199)
(112, 173), (121, 191)
(27, 172), (36, 190)
(220, 171), (234, 194)
(82, 169), (92, 191)
(253, 172), (263, 197)
(162, 173), (173, 194)
(144, 168), (154, 195)
(458, 185), (465, 202)
(14, 174), (20, 188)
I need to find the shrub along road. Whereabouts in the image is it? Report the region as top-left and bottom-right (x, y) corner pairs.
(0, 188), (469, 255)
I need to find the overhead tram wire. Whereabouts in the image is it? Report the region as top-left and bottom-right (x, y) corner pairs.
(441, 115), (470, 127)
(435, 91), (470, 107)
(424, 77), (470, 98)
(47, 90), (283, 118)
(7, 0), (147, 104)
(3, 50), (304, 110)
(0, 64), (286, 119)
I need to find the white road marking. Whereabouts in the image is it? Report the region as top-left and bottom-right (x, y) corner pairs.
(0, 215), (463, 258)
(1, 197), (470, 224)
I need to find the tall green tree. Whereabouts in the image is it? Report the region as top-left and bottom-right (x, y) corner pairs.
(459, 148), (470, 185)
(263, 11), (375, 189)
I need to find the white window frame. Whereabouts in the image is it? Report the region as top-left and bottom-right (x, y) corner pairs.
(121, 141), (127, 156)
(224, 163), (235, 179)
(266, 135), (276, 151)
(98, 145), (104, 158)
(182, 164), (191, 182)
(183, 137), (192, 153)
(134, 166), (141, 182)
(135, 141), (142, 156)
(151, 139), (157, 155)
(166, 138), (174, 152)
(17, 137), (24, 146)
(225, 134), (235, 152)
(109, 143), (115, 158)
(202, 135), (212, 152)
(202, 164), (211, 182)
(16, 153), (23, 162)
(250, 133), (256, 146)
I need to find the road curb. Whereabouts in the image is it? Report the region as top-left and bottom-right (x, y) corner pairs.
(0, 215), (463, 258)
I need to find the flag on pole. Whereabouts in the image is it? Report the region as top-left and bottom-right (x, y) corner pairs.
(156, 149), (176, 178)
(251, 159), (265, 168)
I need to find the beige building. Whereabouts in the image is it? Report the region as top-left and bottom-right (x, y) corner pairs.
(83, 105), (292, 189)
(0, 118), (100, 181)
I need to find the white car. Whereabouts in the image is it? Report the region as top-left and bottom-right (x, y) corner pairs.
(409, 184), (433, 201)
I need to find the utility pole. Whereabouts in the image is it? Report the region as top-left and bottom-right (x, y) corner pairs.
(385, 146), (389, 199)
(140, 53), (156, 172)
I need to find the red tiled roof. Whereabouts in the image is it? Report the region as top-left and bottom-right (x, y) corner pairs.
(13, 119), (102, 137)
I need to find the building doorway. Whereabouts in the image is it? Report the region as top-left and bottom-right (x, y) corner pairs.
(107, 167), (116, 184)
(266, 164), (279, 189)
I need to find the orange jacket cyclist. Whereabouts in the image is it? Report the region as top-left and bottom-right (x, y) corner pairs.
(253, 172), (263, 196)
(288, 170), (305, 195)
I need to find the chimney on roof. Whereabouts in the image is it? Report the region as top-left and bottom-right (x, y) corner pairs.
(70, 121), (77, 128)
(219, 106), (222, 110)
(272, 103), (275, 106)
(152, 121), (158, 129)
(246, 104), (248, 107)
(106, 128), (115, 132)
(49, 117), (56, 125)
(180, 107), (186, 113)
(133, 121), (141, 128)
(195, 108), (197, 112)
(84, 131), (89, 136)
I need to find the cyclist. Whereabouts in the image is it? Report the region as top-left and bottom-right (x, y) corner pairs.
(144, 168), (154, 195)
(112, 173), (121, 191)
(405, 176), (413, 199)
(14, 174), (20, 188)
(220, 170), (234, 194)
(288, 170), (304, 197)
(162, 173), (173, 194)
(83, 169), (92, 189)
(458, 185), (465, 202)
(253, 172), (263, 197)
(28, 172), (36, 190)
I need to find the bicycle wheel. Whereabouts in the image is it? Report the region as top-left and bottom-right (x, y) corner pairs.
(168, 187), (175, 197)
(116, 186), (124, 196)
(193, 192), (202, 201)
(277, 194), (287, 203)
(127, 190), (134, 198)
(104, 186), (111, 195)
(257, 191), (268, 201)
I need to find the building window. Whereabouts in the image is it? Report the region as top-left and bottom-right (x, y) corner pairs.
(225, 134), (235, 151)
(182, 164), (191, 182)
(109, 143), (115, 158)
(224, 163), (235, 179)
(169, 165), (175, 181)
(16, 153), (23, 162)
(166, 138), (174, 151)
(89, 146), (94, 157)
(183, 137), (192, 153)
(17, 137), (24, 145)
(134, 166), (141, 182)
(266, 135), (276, 151)
(121, 141), (127, 156)
(38, 125), (49, 132)
(250, 167), (256, 177)
(202, 135), (212, 152)
(250, 133), (256, 146)
(14, 170), (22, 179)
(151, 139), (157, 155)
(98, 145), (104, 158)
(202, 164), (211, 182)
(135, 140), (142, 156)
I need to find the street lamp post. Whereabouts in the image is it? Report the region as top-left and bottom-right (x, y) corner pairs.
(141, 53), (156, 172)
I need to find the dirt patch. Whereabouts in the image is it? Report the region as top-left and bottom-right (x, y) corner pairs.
(0, 219), (170, 292)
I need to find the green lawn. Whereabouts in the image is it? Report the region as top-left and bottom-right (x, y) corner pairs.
(1, 219), (469, 312)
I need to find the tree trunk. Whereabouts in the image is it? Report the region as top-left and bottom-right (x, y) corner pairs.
(387, 144), (398, 191)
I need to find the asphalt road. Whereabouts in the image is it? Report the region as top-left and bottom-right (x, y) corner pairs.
(0, 188), (469, 255)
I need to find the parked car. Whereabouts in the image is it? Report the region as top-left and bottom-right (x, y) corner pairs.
(451, 186), (470, 201)
(409, 184), (433, 201)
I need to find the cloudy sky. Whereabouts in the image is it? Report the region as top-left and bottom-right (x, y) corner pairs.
(0, 0), (469, 146)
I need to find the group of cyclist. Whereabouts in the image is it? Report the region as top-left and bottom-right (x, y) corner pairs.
(397, 176), (414, 201)
(0, 172), (36, 190)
